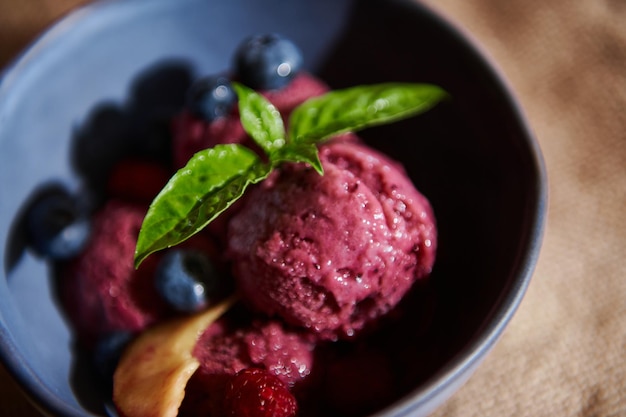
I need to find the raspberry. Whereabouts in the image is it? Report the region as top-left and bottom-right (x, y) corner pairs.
(106, 159), (171, 203)
(222, 368), (297, 417)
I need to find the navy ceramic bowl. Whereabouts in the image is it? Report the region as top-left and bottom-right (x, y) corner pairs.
(0, 0), (546, 416)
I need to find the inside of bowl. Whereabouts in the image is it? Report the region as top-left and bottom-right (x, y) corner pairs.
(317, 0), (542, 406)
(0, 0), (543, 416)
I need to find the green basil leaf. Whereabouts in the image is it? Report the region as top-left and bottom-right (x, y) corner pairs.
(135, 81), (449, 268)
(134, 144), (270, 267)
(232, 82), (287, 158)
(273, 142), (323, 174)
(288, 83), (448, 144)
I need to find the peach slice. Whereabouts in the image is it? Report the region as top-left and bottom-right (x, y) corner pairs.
(113, 296), (236, 417)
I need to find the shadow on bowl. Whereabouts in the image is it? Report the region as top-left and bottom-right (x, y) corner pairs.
(0, 0), (546, 416)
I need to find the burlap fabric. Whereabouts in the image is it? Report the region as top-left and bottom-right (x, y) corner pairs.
(1, 0), (624, 416)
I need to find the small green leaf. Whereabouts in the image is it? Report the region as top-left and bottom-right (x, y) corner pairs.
(232, 82), (287, 158)
(273, 142), (323, 174)
(134, 81), (449, 268)
(288, 83), (448, 145)
(134, 144), (270, 267)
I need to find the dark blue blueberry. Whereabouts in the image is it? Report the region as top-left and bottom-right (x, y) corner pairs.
(71, 104), (134, 191)
(186, 75), (237, 122)
(93, 331), (134, 384)
(25, 191), (91, 260)
(234, 33), (303, 90)
(154, 249), (220, 313)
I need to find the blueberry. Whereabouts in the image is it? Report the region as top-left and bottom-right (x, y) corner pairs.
(25, 190), (91, 260)
(234, 33), (303, 90)
(93, 331), (134, 384)
(154, 249), (221, 313)
(186, 75), (237, 122)
(71, 104), (134, 191)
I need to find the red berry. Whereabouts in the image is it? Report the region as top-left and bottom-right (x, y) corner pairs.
(223, 368), (298, 417)
(106, 159), (171, 203)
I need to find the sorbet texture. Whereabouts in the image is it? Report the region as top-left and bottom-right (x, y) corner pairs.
(180, 315), (315, 416)
(227, 141), (437, 339)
